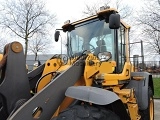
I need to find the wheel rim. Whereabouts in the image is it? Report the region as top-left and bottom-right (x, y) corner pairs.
(150, 97), (154, 120)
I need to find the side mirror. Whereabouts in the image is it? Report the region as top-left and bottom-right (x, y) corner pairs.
(54, 31), (60, 42)
(109, 14), (120, 29)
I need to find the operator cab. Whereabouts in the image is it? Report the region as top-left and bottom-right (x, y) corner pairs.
(55, 7), (129, 73)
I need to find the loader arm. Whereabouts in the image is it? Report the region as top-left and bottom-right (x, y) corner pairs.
(8, 55), (86, 120)
(0, 42), (31, 120)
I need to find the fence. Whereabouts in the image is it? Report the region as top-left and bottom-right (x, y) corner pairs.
(132, 61), (160, 78)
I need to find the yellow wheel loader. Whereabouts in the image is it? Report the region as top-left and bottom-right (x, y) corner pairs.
(0, 7), (154, 120)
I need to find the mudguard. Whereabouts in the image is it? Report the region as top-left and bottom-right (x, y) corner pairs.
(65, 86), (130, 120)
(126, 72), (153, 110)
(65, 86), (120, 105)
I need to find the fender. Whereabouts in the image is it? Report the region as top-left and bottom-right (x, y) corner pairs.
(126, 72), (154, 110)
(65, 86), (120, 105)
(66, 86), (130, 120)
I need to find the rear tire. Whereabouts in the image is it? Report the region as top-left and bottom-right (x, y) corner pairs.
(55, 104), (120, 120)
(140, 87), (154, 120)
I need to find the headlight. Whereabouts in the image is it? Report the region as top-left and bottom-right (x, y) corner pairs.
(98, 52), (112, 62)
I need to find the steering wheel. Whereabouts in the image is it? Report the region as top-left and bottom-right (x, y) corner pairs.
(82, 43), (95, 53)
(89, 44), (96, 53)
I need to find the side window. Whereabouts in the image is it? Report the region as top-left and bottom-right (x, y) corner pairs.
(71, 34), (84, 54)
(103, 34), (114, 60)
(118, 25), (126, 72)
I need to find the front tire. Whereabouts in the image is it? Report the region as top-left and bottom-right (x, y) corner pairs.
(55, 104), (120, 120)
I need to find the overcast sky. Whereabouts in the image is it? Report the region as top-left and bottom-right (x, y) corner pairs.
(44, 0), (142, 54)
(45, 0), (141, 28)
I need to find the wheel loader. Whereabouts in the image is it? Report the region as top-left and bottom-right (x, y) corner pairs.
(0, 7), (154, 120)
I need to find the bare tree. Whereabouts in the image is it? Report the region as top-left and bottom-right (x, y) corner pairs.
(136, 0), (160, 57)
(82, 4), (99, 16)
(0, 0), (56, 59)
(114, 0), (132, 19)
(82, 0), (110, 16)
(28, 34), (51, 61)
(82, 0), (132, 19)
(0, 38), (8, 53)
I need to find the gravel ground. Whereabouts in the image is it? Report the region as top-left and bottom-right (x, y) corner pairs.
(154, 99), (160, 120)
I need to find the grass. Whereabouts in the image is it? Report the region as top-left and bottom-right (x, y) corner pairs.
(153, 78), (160, 98)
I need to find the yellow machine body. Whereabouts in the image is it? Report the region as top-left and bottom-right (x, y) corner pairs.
(32, 8), (153, 120)
(0, 54), (3, 61)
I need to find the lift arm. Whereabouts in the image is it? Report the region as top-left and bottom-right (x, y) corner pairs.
(8, 56), (86, 120)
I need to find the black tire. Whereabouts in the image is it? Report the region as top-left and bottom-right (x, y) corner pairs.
(140, 87), (154, 120)
(54, 104), (120, 120)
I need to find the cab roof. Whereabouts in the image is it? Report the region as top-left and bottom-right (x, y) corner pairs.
(62, 8), (130, 31)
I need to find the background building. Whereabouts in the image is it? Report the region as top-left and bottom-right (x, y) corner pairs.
(26, 54), (54, 71)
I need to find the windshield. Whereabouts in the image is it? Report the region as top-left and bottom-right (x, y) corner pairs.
(68, 18), (115, 60)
